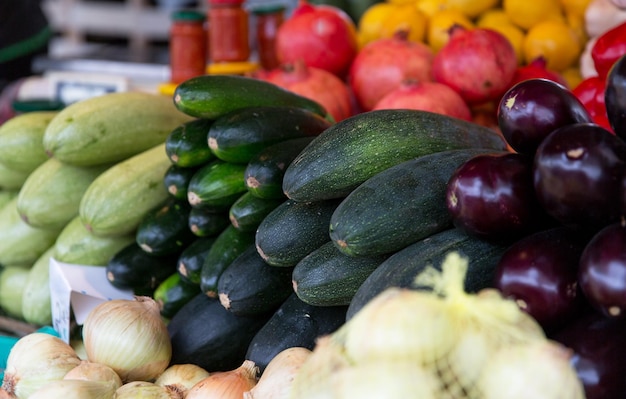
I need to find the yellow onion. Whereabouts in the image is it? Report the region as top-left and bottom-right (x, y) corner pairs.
(63, 360), (123, 389)
(186, 360), (258, 399)
(1, 332), (82, 399)
(154, 364), (210, 398)
(82, 296), (172, 382)
(114, 381), (181, 399)
(244, 347), (312, 399)
(28, 379), (117, 399)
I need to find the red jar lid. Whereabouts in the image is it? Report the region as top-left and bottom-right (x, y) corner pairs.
(208, 0), (245, 5)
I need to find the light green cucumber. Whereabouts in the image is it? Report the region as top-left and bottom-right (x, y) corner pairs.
(0, 265), (30, 319)
(22, 246), (56, 326)
(17, 158), (111, 230)
(79, 143), (171, 237)
(0, 111), (57, 173)
(0, 198), (62, 266)
(0, 190), (18, 211)
(0, 161), (31, 190)
(43, 91), (193, 166)
(54, 216), (135, 266)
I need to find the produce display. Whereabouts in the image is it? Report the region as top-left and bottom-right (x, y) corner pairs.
(0, 0), (625, 398)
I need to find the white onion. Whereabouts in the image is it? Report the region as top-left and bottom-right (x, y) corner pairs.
(28, 379), (117, 399)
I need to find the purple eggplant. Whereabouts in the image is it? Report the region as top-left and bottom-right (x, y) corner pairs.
(605, 54), (626, 140)
(445, 152), (551, 242)
(497, 78), (592, 154)
(579, 222), (626, 318)
(494, 226), (589, 333)
(533, 122), (626, 231)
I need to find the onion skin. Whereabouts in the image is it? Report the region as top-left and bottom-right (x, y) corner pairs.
(186, 360), (258, 399)
(243, 347), (311, 399)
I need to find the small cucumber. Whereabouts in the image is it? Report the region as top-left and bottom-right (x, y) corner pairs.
(0, 111), (57, 173)
(106, 242), (179, 295)
(22, 246), (56, 326)
(207, 106), (331, 164)
(329, 148), (507, 257)
(188, 207), (230, 237)
(0, 266), (29, 319)
(292, 241), (388, 307)
(173, 74), (331, 121)
(255, 198), (342, 267)
(154, 272), (201, 320)
(177, 236), (217, 285)
(244, 136), (316, 199)
(163, 164), (201, 200)
(217, 245), (294, 317)
(346, 227), (509, 319)
(43, 91), (193, 166)
(283, 109), (509, 202)
(187, 160), (248, 210)
(199, 225), (256, 297)
(0, 162), (30, 190)
(79, 143), (171, 237)
(228, 192), (283, 232)
(17, 158), (110, 231)
(135, 199), (196, 256)
(165, 118), (215, 167)
(54, 216), (136, 267)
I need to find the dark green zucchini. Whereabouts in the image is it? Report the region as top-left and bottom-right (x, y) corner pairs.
(329, 148), (507, 257)
(292, 241), (387, 307)
(208, 106), (331, 164)
(165, 118), (215, 167)
(217, 245), (294, 316)
(168, 293), (272, 372)
(187, 160), (247, 210)
(173, 74), (331, 121)
(244, 136), (316, 199)
(153, 272), (201, 320)
(228, 192), (284, 232)
(255, 198), (342, 267)
(136, 198), (196, 256)
(177, 236), (217, 285)
(245, 293), (348, 373)
(106, 242), (179, 295)
(163, 164), (201, 200)
(199, 225), (256, 297)
(283, 109), (509, 202)
(188, 207), (230, 237)
(346, 227), (509, 319)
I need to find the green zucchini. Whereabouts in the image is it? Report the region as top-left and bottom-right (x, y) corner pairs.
(79, 143), (171, 237)
(244, 136), (316, 199)
(0, 111), (57, 173)
(106, 242), (179, 295)
(163, 164), (201, 200)
(168, 293), (271, 372)
(199, 225), (256, 297)
(17, 158), (110, 231)
(177, 236), (217, 285)
(43, 91), (193, 166)
(165, 118), (215, 167)
(292, 241), (387, 307)
(173, 74), (331, 121)
(245, 293), (348, 373)
(217, 245), (294, 316)
(154, 272), (201, 320)
(228, 192), (283, 232)
(0, 265), (30, 319)
(0, 161), (31, 190)
(54, 216), (136, 266)
(187, 160), (248, 210)
(283, 109), (509, 202)
(188, 207), (230, 237)
(207, 106), (331, 164)
(22, 246), (56, 326)
(329, 148), (507, 257)
(135, 199), (196, 256)
(346, 227), (509, 319)
(255, 198), (342, 267)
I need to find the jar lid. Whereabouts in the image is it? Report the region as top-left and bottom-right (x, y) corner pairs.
(208, 0), (245, 5)
(251, 4), (286, 15)
(171, 10), (205, 21)
(12, 99), (65, 113)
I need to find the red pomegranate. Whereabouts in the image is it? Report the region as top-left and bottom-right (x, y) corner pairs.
(510, 57), (568, 87)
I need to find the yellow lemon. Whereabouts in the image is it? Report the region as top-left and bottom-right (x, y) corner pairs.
(565, 11), (588, 47)
(560, 0), (593, 17)
(426, 9), (474, 52)
(357, 2), (396, 47)
(416, 0), (447, 18)
(446, 0), (500, 19)
(476, 8), (512, 28)
(503, 0), (564, 30)
(560, 66), (583, 89)
(523, 19), (582, 71)
(378, 4), (428, 43)
(387, 0), (419, 4)
(486, 23), (526, 65)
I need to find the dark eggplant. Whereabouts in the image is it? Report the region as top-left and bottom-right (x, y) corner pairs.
(552, 310), (626, 399)
(497, 78), (592, 154)
(605, 54), (626, 140)
(578, 222), (626, 318)
(445, 152), (551, 242)
(493, 226), (590, 333)
(533, 123), (626, 231)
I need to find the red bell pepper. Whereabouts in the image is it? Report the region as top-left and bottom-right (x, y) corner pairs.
(591, 21), (626, 80)
(572, 76), (614, 133)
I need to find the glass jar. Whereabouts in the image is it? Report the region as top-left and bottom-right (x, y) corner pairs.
(169, 10), (207, 84)
(208, 0), (250, 63)
(252, 4), (285, 70)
